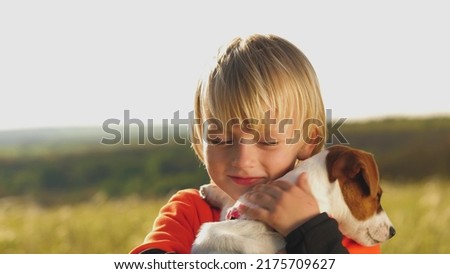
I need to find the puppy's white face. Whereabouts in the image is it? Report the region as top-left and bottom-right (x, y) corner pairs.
(336, 191), (395, 246)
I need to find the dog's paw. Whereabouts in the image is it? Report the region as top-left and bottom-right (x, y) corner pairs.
(199, 184), (208, 199)
(199, 184), (218, 200)
(199, 184), (231, 209)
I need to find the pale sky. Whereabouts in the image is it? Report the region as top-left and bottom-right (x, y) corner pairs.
(1, 1), (449, 131)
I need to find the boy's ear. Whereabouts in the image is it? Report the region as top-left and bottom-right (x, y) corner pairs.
(297, 142), (316, 160)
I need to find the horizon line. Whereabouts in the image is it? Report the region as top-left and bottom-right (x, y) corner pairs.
(0, 113), (449, 133)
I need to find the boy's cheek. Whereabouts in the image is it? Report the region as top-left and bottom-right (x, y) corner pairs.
(204, 145), (221, 162)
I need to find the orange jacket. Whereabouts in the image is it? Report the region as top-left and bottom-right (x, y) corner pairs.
(130, 189), (380, 254)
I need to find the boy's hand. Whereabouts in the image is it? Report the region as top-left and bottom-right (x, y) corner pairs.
(239, 172), (320, 237)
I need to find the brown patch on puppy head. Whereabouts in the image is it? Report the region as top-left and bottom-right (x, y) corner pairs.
(326, 145), (382, 220)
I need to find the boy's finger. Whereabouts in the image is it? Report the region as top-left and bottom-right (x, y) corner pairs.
(243, 191), (275, 210)
(269, 179), (291, 191)
(250, 184), (284, 200)
(239, 203), (269, 222)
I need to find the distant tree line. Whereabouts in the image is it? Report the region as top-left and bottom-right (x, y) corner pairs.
(0, 144), (208, 204)
(0, 117), (448, 204)
(333, 117), (450, 182)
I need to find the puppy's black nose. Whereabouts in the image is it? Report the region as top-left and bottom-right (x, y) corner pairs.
(389, 226), (396, 238)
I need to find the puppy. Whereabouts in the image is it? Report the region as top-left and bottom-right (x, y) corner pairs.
(191, 145), (395, 253)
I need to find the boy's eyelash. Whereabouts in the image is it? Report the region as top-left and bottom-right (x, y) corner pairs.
(207, 137), (279, 146)
(260, 141), (279, 146)
(207, 138), (232, 145)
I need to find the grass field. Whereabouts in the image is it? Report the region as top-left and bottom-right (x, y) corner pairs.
(0, 180), (449, 254)
(380, 179), (450, 253)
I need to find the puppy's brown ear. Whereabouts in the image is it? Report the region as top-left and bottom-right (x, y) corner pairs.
(358, 152), (379, 197)
(326, 146), (379, 197)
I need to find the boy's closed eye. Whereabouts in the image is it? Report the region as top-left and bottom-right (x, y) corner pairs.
(258, 140), (279, 146)
(258, 134), (280, 146)
(206, 136), (279, 146)
(206, 136), (233, 145)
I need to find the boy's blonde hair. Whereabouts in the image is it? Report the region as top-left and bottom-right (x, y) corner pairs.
(191, 34), (325, 163)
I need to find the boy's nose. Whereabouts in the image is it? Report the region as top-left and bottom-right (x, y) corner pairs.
(231, 143), (256, 168)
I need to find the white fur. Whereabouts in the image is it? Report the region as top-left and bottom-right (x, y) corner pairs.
(191, 220), (285, 254)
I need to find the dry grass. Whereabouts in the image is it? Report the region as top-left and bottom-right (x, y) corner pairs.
(0, 194), (165, 253)
(380, 179), (450, 253)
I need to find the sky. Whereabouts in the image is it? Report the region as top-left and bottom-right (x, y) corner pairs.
(1, 1), (449, 131)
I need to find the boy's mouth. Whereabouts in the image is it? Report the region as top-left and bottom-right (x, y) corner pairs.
(228, 176), (263, 186)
